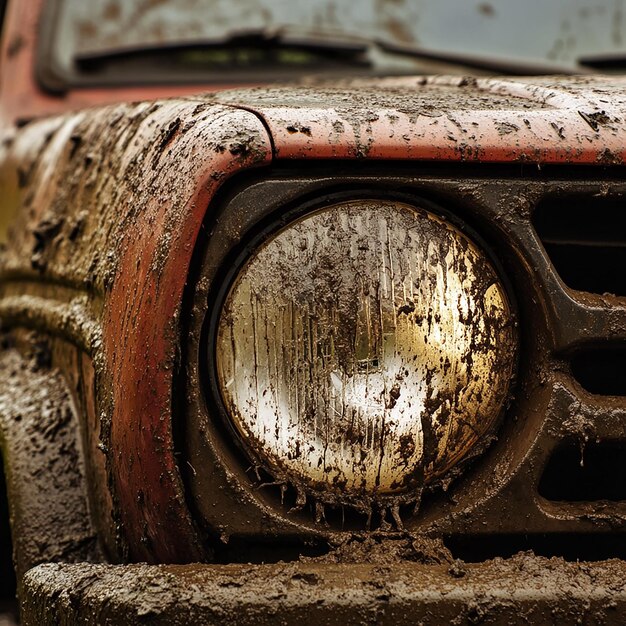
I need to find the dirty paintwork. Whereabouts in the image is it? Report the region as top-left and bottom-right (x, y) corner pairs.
(1, 76), (626, 566)
(217, 75), (626, 163)
(0, 98), (273, 563)
(0, 0), (219, 123)
(101, 105), (271, 563)
(2, 0), (626, 621)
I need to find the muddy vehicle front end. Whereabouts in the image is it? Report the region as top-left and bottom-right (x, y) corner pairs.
(3, 0), (626, 624)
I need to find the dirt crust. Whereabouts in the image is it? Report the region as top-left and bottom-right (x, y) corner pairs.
(300, 535), (454, 565)
(21, 553), (626, 625)
(0, 343), (101, 582)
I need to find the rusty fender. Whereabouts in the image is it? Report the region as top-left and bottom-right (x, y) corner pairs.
(0, 99), (273, 562)
(217, 76), (626, 164)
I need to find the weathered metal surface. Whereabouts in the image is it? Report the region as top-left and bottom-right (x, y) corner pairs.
(0, 98), (273, 563)
(21, 555), (626, 625)
(0, 341), (102, 583)
(101, 106), (272, 562)
(4, 0), (626, 175)
(0, 294), (100, 356)
(1, 0), (626, 579)
(216, 200), (516, 507)
(217, 75), (626, 163)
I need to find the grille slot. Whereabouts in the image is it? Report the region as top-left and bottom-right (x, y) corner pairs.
(571, 348), (626, 396)
(445, 533), (626, 562)
(533, 194), (626, 296)
(539, 441), (626, 502)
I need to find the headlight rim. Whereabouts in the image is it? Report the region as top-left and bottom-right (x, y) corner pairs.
(202, 189), (519, 512)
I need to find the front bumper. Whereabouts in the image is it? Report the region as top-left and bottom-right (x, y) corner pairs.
(21, 556), (626, 625)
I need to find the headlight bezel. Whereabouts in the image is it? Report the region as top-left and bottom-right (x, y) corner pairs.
(210, 197), (517, 509)
(180, 170), (522, 543)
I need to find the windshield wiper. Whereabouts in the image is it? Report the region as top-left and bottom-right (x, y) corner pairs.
(43, 28), (587, 95)
(40, 29), (376, 93)
(578, 53), (626, 70)
(77, 31), (581, 77)
(75, 31), (372, 70)
(377, 41), (587, 76)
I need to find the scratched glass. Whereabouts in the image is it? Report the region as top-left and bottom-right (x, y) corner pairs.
(216, 200), (516, 501)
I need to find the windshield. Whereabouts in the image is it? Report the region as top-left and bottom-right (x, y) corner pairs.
(41, 0), (626, 90)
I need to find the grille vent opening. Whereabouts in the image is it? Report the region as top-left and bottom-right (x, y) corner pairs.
(533, 194), (626, 296)
(571, 348), (626, 396)
(539, 441), (626, 502)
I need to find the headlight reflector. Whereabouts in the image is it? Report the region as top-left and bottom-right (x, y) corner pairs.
(215, 200), (516, 504)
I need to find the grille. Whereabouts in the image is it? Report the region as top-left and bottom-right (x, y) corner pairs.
(570, 348), (626, 397)
(539, 441), (626, 502)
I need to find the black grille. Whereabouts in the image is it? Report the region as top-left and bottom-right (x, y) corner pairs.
(533, 194), (626, 296)
(539, 441), (626, 502)
(571, 348), (626, 396)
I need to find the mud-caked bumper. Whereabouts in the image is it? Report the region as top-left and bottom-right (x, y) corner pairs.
(20, 557), (626, 625)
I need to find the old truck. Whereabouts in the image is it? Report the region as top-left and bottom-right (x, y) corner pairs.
(2, 0), (626, 623)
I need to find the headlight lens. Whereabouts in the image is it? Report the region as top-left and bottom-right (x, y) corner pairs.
(215, 200), (516, 504)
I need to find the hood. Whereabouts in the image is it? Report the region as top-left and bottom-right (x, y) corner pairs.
(214, 75), (626, 164)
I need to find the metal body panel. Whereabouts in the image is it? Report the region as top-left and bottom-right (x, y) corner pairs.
(1, 0), (626, 598)
(0, 98), (273, 562)
(102, 105), (272, 562)
(218, 76), (626, 163)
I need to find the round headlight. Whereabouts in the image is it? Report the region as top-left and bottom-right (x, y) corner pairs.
(215, 199), (516, 505)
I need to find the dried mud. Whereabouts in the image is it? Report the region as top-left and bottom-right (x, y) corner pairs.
(0, 341), (102, 584)
(21, 552), (626, 625)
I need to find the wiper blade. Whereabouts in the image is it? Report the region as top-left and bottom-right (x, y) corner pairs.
(75, 29), (582, 77)
(578, 53), (626, 70)
(377, 41), (587, 75)
(75, 30), (370, 68)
